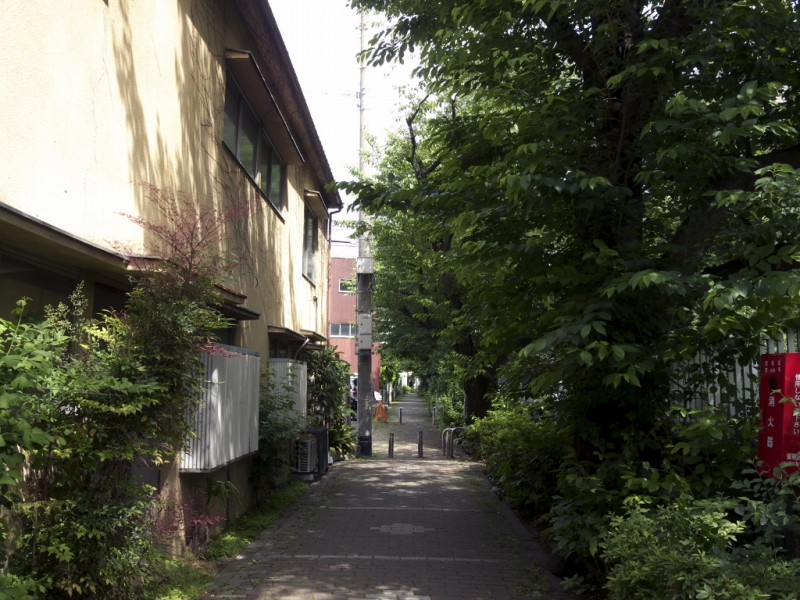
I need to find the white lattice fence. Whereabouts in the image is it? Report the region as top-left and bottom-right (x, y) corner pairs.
(671, 329), (800, 415)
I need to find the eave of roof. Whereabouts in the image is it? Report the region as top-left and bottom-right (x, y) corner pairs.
(0, 201), (127, 278)
(235, 0), (343, 211)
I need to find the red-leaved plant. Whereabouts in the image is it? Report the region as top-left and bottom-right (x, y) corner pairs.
(119, 182), (248, 288)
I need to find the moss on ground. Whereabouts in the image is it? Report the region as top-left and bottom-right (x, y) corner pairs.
(151, 555), (217, 600)
(152, 481), (307, 599)
(205, 481), (307, 559)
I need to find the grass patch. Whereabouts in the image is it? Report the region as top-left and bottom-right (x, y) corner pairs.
(205, 481), (307, 560)
(151, 554), (217, 600)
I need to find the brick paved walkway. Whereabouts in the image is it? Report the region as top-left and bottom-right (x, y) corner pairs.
(204, 394), (572, 599)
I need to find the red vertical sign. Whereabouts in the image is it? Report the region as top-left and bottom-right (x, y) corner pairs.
(758, 353), (800, 475)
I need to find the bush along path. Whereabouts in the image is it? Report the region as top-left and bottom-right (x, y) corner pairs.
(203, 393), (573, 599)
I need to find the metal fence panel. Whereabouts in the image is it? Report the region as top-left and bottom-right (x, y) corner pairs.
(268, 358), (307, 417)
(181, 344), (261, 473)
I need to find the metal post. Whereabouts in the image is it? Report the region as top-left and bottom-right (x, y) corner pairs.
(418, 430), (423, 458)
(432, 406), (436, 426)
(399, 408), (402, 424)
(388, 433), (394, 458)
(355, 8), (373, 458)
(446, 430), (454, 459)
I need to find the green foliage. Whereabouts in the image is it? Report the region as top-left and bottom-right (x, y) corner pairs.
(550, 405), (760, 575)
(150, 556), (215, 600)
(306, 347), (350, 428)
(342, 2), (800, 591)
(468, 403), (764, 587)
(251, 366), (305, 495)
(0, 575), (42, 600)
(11, 494), (159, 598)
(468, 407), (569, 516)
(0, 186), (241, 598)
(346, 0), (800, 432)
(429, 379), (465, 429)
(603, 496), (800, 599)
(205, 482), (306, 561)
(327, 421), (358, 456)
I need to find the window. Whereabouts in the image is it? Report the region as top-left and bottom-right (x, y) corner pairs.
(270, 338), (289, 359)
(0, 252), (76, 322)
(303, 205), (318, 281)
(223, 73), (286, 211)
(330, 323), (356, 338)
(339, 278), (356, 293)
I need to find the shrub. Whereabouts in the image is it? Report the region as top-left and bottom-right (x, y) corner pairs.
(467, 406), (570, 516)
(430, 379), (465, 430)
(549, 405), (761, 579)
(603, 496), (800, 599)
(306, 347), (350, 428)
(2, 186), (244, 598)
(12, 493), (159, 599)
(251, 365), (305, 495)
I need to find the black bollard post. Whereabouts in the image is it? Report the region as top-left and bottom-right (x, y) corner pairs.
(389, 433), (394, 458)
(447, 430), (454, 459)
(399, 408), (403, 424)
(418, 430), (423, 458)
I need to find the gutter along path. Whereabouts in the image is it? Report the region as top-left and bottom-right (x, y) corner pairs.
(204, 394), (571, 599)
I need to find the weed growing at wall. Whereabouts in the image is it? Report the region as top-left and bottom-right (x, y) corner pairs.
(306, 347), (350, 428)
(251, 365), (306, 496)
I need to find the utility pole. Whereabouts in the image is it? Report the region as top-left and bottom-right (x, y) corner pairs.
(356, 10), (374, 455)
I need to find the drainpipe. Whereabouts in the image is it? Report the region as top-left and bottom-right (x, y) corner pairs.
(327, 204), (342, 346)
(328, 204), (342, 239)
(294, 337), (310, 360)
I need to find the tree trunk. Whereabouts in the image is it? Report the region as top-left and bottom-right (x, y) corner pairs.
(463, 374), (491, 425)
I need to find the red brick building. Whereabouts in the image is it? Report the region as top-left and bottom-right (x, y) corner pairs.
(329, 239), (380, 394)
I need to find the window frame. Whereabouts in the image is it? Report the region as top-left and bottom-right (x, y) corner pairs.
(329, 323), (356, 338)
(338, 278), (355, 293)
(223, 71), (286, 213)
(302, 204), (319, 282)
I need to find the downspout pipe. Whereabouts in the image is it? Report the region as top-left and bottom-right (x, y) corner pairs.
(294, 337), (310, 360)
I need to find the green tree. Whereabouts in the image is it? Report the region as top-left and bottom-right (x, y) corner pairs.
(347, 0), (800, 440)
(350, 100), (501, 421)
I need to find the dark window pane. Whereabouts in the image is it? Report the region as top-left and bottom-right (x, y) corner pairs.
(0, 254), (75, 322)
(331, 323), (340, 336)
(271, 155), (285, 210)
(257, 137), (271, 195)
(93, 284), (127, 317)
(223, 84), (239, 153)
(239, 104), (258, 176)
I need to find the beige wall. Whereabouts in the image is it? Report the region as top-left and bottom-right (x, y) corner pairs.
(0, 0), (333, 541)
(0, 0), (330, 358)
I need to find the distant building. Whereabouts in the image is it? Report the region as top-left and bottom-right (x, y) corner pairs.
(329, 238), (380, 395)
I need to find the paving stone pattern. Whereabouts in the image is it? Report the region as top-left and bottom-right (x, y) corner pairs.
(204, 394), (571, 599)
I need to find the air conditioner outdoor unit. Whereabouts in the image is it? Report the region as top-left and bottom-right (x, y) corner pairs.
(295, 436), (318, 475)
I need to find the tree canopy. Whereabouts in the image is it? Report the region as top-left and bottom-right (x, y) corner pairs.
(344, 0), (800, 437)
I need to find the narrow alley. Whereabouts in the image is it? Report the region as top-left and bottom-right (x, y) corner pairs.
(204, 394), (570, 600)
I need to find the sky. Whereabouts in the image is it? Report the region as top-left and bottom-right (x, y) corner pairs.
(269, 1), (418, 239)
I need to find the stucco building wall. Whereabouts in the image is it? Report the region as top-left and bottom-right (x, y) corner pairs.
(0, 0), (339, 544)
